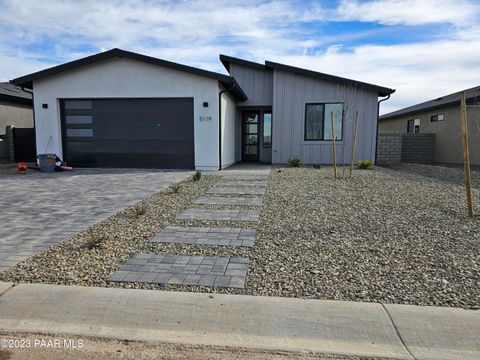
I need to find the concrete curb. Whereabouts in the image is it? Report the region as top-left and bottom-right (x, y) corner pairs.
(0, 282), (478, 359)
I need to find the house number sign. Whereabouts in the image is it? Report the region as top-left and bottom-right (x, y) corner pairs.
(199, 116), (212, 122)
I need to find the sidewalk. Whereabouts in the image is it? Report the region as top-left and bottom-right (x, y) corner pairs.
(0, 282), (478, 360)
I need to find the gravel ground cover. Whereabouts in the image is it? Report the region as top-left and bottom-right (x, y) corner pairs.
(1, 164), (479, 309)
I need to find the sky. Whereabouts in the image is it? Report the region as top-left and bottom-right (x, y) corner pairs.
(0, 0), (479, 114)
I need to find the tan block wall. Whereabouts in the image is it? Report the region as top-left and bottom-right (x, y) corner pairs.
(0, 101), (33, 135)
(379, 105), (480, 165)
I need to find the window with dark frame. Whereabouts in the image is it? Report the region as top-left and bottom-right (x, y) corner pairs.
(263, 112), (272, 148)
(304, 103), (343, 141)
(431, 114), (445, 122)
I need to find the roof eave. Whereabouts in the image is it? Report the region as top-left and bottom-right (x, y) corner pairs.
(11, 48), (235, 88)
(220, 78), (248, 101)
(219, 54), (267, 73)
(0, 93), (33, 106)
(380, 100), (461, 120)
(265, 60), (395, 96)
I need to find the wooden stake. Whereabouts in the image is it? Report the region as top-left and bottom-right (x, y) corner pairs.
(349, 111), (359, 179)
(460, 91), (474, 218)
(331, 112), (337, 179)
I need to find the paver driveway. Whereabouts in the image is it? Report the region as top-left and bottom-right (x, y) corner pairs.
(0, 168), (191, 272)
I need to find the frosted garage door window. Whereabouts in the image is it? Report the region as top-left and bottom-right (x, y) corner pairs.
(64, 100), (92, 110)
(66, 128), (93, 137)
(65, 115), (93, 124)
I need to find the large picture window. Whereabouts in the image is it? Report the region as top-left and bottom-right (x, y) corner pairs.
(304, 103), (343, 141)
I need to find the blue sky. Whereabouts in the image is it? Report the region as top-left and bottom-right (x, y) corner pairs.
(0, 0), (479, 114)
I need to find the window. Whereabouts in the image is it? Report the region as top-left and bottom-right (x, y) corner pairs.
(431, 114), (445, 122)
(263, 112), (272, 147)
(407, 119), (420, 133)
(304, 103), (343, 141)
(65, 115), (93, 124)
(64, 100), (92, 110)
(66, 128), (93, 137)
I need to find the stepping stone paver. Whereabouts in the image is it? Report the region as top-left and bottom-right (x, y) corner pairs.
(207, 187), (265, 195)
(220, 176), (269, 181)
(193, 196), (263, 206)
(107, 253), (248, 288)
(216, 180), (267, 187)
(177, 208), (260, 222)
(152, 226), (256, 247)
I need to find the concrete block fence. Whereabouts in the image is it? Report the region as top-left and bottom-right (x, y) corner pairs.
(376, 133), (435, 165)
(401, 133), (435, 164)
(376, 133), (402, 165)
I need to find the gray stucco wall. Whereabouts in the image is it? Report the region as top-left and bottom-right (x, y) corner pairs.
(379, 105), (480, 165)
(0, 101), (33, 135)
(228, 63), (273, 107)
(271, 69), (380, 164)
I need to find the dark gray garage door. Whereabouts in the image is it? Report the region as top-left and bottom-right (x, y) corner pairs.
(61, 98), (194, 169)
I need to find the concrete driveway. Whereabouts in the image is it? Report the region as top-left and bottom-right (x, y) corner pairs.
(0, 169), (191, 272)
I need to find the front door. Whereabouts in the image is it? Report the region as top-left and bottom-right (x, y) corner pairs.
(242, 112), (259, 161)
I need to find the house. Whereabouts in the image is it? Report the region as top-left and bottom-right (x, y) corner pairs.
(0, 83), (33, 159)
(0, 82), (33, 134)
(379, 86), (480, 165)
(11, 48), (394, 170)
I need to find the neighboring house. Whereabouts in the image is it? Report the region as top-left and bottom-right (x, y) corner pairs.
(0, 83), (33, 160)
(0, 82), (33, 135)
(11, 48), (394, 170)
(379, 86), (480, 165)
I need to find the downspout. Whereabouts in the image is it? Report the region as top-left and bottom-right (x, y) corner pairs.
(218, 83), (236, 170)
(375, 94), (391, 164)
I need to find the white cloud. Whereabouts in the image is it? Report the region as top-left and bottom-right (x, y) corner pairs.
(335, 0), (479, 26)
(273, 30), (480, 114)
(0, 0), (479, 114)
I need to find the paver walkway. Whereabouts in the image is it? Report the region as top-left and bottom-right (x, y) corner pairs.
(177, 208), (260, 222)
(107, 253), (249, 288)
(207, 187), (265, 195)
(193, 196), (263, 206)
(0, 169), (190, 272)
(152, 226), (256, 247)
(215, 180), (267, 187)
(109, 166), (270, 289)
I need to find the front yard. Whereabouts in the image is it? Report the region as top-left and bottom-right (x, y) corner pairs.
(1, 164), (479, 309)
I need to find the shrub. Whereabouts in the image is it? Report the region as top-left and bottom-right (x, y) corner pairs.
(192, 171), (202, 181)
(357, 160), (374, 170)
(134, 203), (147, 217)
(288, 155), (304, 168)
(171, 183), (181, 193)
(84, 228), (106, 249)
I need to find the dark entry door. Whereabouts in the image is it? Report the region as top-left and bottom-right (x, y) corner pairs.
(61, 98), (194, 169)
(242, 112), (259, 162)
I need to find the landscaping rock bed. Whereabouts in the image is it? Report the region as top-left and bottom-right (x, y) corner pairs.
(1, 165), (479, 309)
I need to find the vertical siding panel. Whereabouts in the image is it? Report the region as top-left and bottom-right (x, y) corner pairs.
(265, 70), (273, 104)
(269, 67), (379, 165)
(229, 64), (273, 107)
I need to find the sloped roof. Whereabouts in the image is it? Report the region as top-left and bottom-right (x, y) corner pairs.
(220, 54), (267, 72)
(10, 48), (247, 101)
(219, 54), (395, 97)
(0, 82), (32, 105)
(380, 86), (480, 120)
